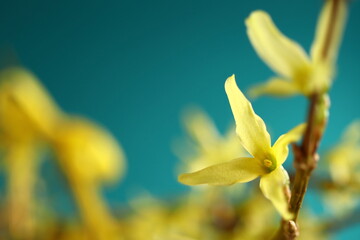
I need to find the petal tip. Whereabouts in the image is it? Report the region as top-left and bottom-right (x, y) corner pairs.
(246, 10), (270, 25)
(247, 87), (260, 99)
(224, 74), (237, 91)
(178, 173), (194, 186)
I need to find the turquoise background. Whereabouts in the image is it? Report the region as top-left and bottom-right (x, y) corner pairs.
(1, 0), (360, 238)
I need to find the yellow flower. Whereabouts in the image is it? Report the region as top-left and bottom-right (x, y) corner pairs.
(0, 67), (126, 240)
(233, 190), (277, 239)
(0, 67), (62, 238)
(53, 117), (125, 185)
(174, 109), (247, 197)
(53, 117), (126, 240)
(322, 121), (360, 216)
(323, 189), (357, 217)
(174, 108), (247, 174)
(247, 0), (347, 97)
(327, 121), (360, 185)
(297, 211), (328, 240)
(124, 195), (171, 240)
(179, 75), (306, 219)
(0, 67), (63, 139)
(0, 67), (126, 185)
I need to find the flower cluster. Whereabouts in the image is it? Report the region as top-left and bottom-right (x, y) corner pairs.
(0, 67), (125, 240)
(0, 0), (356, 240)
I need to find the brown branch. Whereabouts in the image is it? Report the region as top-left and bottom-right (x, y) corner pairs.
(273, 0), (348, 238)
(274, 95), (325, 240)
(289, 93), (324, 221)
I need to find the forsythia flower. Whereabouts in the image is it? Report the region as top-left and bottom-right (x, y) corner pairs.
(234, 191), (277, 239)
(0, 67), (62, 140)
(179, 75), (306, 219)
(53, 119), (125, 240)
(0, 67), (126, 240)
(0, 67), (63, 238)
(322, 121), (360, 215)
(175, 108), (247, 174)
(53, 117), (125, 185)
(327, 120), (360, 185)
(247, 0), (347, 97)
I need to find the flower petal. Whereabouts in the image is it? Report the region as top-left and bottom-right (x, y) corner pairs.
(182, 108), (220, 150)
(54, 118), (126, 183)
(310, 0), (347, 65)
(259, 166), (293, 220)
(248, 77), (300, 98)
(0, 67), (63, 138)
(225, 75), (272, 159)
(327, 121), (360, 185)
(327, 145), (353, 185)
(273, 123), (306, 165)
(178, 157), (266, 186)
(342, 120), (360, 145)
(246, 11), (310, 79)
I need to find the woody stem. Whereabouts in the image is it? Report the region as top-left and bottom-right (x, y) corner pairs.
(289, 93), (324, 221)
(273, 0), (348, 238)
(272, 94), (327, 240)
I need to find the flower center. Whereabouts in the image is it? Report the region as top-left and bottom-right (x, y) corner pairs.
(263, 159), (273, 168)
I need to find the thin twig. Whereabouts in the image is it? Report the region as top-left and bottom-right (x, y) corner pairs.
(273, 0), (346, 238)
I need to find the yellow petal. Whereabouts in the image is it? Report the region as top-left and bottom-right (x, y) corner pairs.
(225, 75), (272, 159)
(0, 67), (63, 138)
(327, 145), (353, 184)
(182, 108), (220, 150)
(310, 0), (347, 65)
(259, 166), (293, 220)
(272, 123), (306, 165)
(342, 120), (360, 145)
(246, 11), (310, 79)
(178, 157), (266, 186)
(54, 118), (126, 184)
(248, 77), (300, 98)
(327, 120), (360, 184)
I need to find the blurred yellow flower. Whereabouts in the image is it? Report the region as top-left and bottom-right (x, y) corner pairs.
(297, 211), (328, 240)
(179, 75), (306, 219)
(247, 0), (347, 97)
(124, 195), (173, 240)
(0, 67), (62, 239)
(53, 117), (125, 184)
(174, 108), (247, 175)
(233, 190), (277, 239)
(52, 109), (125, 240)
(323, 121), (360, 216)
(323, 189), (357, 217)
(0, 66), (126, 240)
(0, 67), (63, 139)
(327, 121), (360, 185)
(174, 109), (248, 205)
